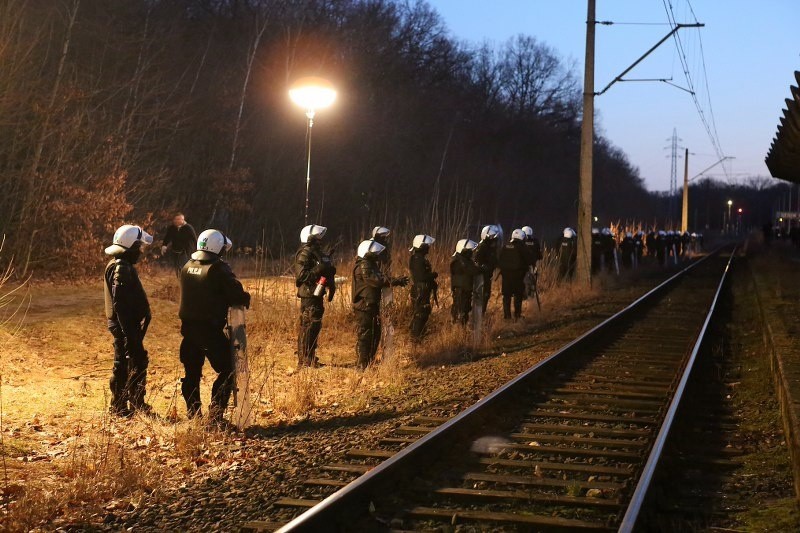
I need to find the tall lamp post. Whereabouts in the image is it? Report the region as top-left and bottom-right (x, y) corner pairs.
(289, 77), (337, 224)
(726, 199), (733, 233)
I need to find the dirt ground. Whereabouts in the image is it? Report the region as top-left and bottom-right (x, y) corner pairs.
(0, 261), (682, 531)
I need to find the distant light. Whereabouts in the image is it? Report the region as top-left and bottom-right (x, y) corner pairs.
(737, 208), (743, 213)
(289, 77), (337, 113)
(727, 200), (733, 206)
(593, 216), (598, 222)
(779, 217), (784, 222)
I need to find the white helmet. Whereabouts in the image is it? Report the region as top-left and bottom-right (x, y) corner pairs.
(563, 227), (576, 239)
(410, 234), (435, 251)
(522, 226), (534, 239)
(658, 230), (666, 236)
(591, 227), (600, 235)
(192, 229), (232, 260)
(511, 229), (526, 242)
(105, 224), (153, 256)
(480, 225), (500, 241)
(601, 227), (612, 236)
(371, 226), (390, 239)
(626, 232), (633, 238)
(691, 232), (697, 238)
(300, 224), (327, 243)
(454, 238), (478, 256)
(358, 239), (385, 259)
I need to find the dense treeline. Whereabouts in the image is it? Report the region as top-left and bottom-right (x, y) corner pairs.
(0, 0), (761, 277)
(0, 0), (654, 274)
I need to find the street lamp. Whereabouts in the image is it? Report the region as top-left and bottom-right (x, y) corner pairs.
(289, 76), (337, 224)
(726, 200), (733, 233)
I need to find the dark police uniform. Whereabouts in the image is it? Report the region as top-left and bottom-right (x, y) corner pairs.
(352, 256), (387, 369)
(620, 235), (636, 268)
(450, 251), (481, 325)
(409, 249), (437, 340)
(104, 255), (150, 415)
(558, 235), (577, 279)
(591, 231), (603, 273)
(179, 252), (250, 419)
(474, 238), (498, 312)
(294, 241), (336, 366)
(499, 240), (528, 319)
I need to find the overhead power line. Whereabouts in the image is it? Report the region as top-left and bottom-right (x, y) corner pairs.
(661, 0), (730, 179)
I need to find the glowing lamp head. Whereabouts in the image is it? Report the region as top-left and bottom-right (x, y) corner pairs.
(289, 77), (337, 113)
(727, 200), (733, 207)
(737, 208), (742, 214)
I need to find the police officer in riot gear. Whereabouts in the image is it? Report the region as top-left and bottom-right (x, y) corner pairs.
(601, 228), (617, 273)
(591, 227), (602, 273)
(352, 240), (408, 369)
(104, 225), (154, 417)
(295, 224), (336, 367)
(450, 239), (481, 325)
(409, 234), (437, 341)
(475, 225), (500, 312)
(521, 226), (542, 268)
(620, 232), (635, 269)
(371, 226), (392, 276)
(558, 228), (577, 280)
(179, 229), (250, 422)
(656, 230), (668, 266)
(499, 229), (529, 320)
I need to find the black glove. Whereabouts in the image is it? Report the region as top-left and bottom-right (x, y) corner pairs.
(243, 292), (251, 309)
(391, 276), (410, 288)
(311, 263), (326, 276)
(327, 285), (336, 302)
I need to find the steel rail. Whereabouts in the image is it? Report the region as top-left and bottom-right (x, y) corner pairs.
(618, 247), (736, 532)
(276, 248), (727, 533)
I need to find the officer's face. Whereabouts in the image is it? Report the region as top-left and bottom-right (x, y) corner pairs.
(174, 215), (185, 227)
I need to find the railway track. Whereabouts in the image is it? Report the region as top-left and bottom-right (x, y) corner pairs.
(248, 248), (735, 532)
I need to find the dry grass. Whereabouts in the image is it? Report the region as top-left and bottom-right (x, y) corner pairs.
(0, 235), (625, 528)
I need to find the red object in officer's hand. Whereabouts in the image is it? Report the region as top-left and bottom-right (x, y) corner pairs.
(314, 276), (327, 297)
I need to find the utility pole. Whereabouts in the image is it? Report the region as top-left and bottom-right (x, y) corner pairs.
(681, 148), (689, 233)
(576, 0), (596, 287)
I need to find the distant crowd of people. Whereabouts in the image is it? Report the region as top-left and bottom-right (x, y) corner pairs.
(556, 227), (704, 279)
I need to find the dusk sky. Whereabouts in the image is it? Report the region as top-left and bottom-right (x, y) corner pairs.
(426, 0), (798, 192)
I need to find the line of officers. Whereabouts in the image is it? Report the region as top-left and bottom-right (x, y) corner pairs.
(299, 224), (542, 371)
(556, 226), (704, 279)
(101, 222), (543, 422)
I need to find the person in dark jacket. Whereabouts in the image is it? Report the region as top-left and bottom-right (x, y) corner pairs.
(162, 213), (198, 277)
(179, 229), (250, 422)
(294, 224), (336, 367)
(104, 225), (154, 417)
(352, 240), (408, 369)
(408, 234), (437, 341)
(499, 229), (529, 320)
(450, 239), (481, 325)
(558, 228), (577, 280)
(475, 225), (500, 312)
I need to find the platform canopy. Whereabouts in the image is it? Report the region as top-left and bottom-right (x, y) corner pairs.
(766, 71), (800, 184)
